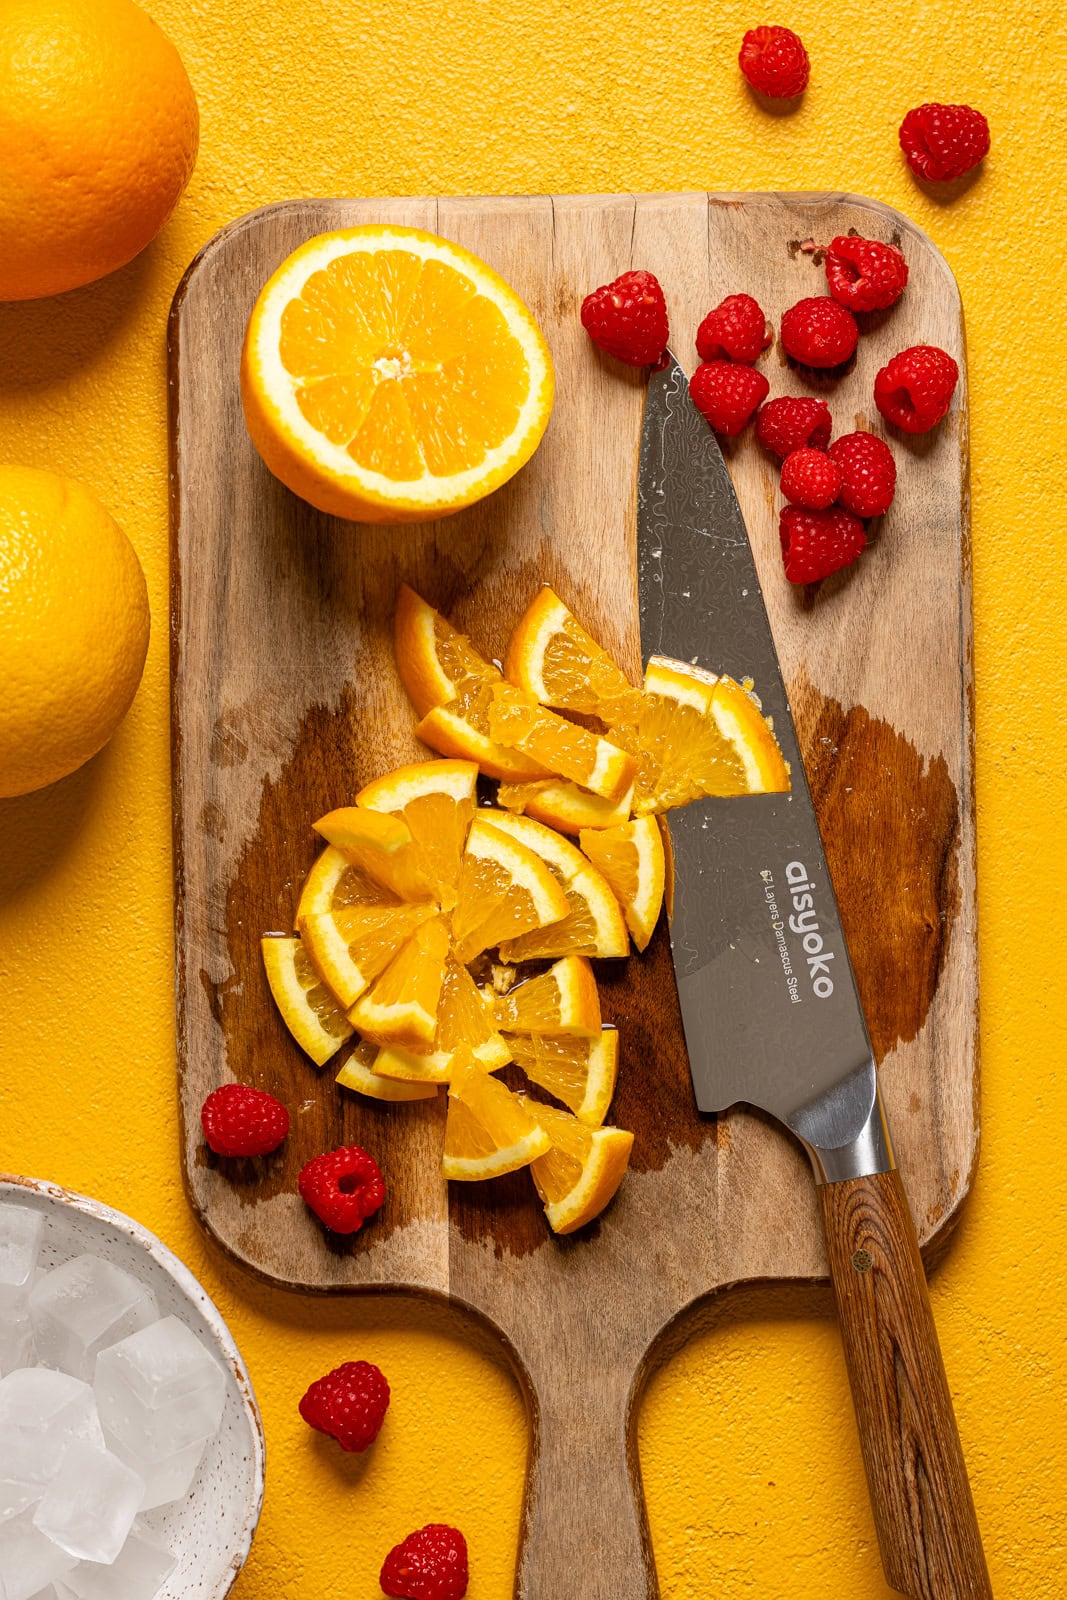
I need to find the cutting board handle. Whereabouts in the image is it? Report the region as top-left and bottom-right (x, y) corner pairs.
(819, 1165), (992, 1598)
(516, 1371), (658, 1600)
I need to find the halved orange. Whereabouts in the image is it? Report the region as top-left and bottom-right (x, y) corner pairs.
(493, 955), (602, 1036)
(299, 900), (436, 1008)
(504, 585), (639, 723)
(241, 226), (554, 524)
(313, 806), (436, 902)
(579, 816), (666, 952)
(373, 956), (510, 1084)
(508, 1029), (619, 1126)
(487, 684), (635, 801)
(261, 935), (354, 1066)
(336, 1040), (438, 1102)
(348, 916), (450, 1049)
(450, 815), (568, 965)
(495, 778), (635, 836)
(442, 1049), (551, 1180)
(528, 1099), (634, 1233)
(356, 759), (478, 908)
(479, 809), (628, 960)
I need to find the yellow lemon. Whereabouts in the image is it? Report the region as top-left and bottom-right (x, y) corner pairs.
(0, 467), (150, 797)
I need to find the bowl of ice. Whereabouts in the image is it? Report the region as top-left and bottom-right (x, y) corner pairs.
(0, 1175), (264, 1600)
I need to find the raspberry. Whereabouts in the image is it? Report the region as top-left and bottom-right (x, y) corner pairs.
(828, 432), (897, 517)
(298, 1145), (385, 1234)
(824, 236), (908, 313)
(780, 448), (842, 511)
(780, 297), (858, 368)
(695, 293), (772, 364)
(779, 505), (866, 584)
(380, 1525), (469, 1600)
(580, 270), (669, 367)
(689, 361), (769, 436)
(755, 395), (832, 457)
(200, 1084), (289, 1158)
(899, 103), (990, 183)
(739, 26), (809, 98)
(299, 1360), (390, 1452)
(874, 344), (959, 433)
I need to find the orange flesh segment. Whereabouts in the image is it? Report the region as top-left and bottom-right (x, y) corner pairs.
(488, 685), (635, 801)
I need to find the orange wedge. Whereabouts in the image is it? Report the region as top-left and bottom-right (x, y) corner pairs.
(612, 657), (789, 815)
(503, 585), (640, 723)
(494, 955), (602, 1036)
(450, 815), (568, 965)
(295, 844), (401, 927)
(487, 683), (635, 801)
(356, 759), (478, 908)
(348, 916), (450, 1049)
(240, 226), (554, 524)
(496, 778), (634, 836)
(313, 806), (436, 902)
(373, 956), (510, 1084)
(527, 1100), (633, 1234)
(299, 900), (437, 1009)
(508, 1029), (619, 1126)
(442, 1049), (551, 1180)
(394, 583), (501, 719)
(335, 1040), (438, 1102)
(479, 809), (628, 960)
(261, 934), (354, 1066)
(579, 816), (666, 952)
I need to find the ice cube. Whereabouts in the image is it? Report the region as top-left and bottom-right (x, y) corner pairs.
(0, 1514), (78, 1600)
(29, 1259), (157, 1383)
(94, 1318), (225, 1462)
(58, 1527), (176, 1600)
(0, 1373), (104, 1482)
(0, 1207), (44, 1316)
(107, 1433), (206, 1511)
(0, 1474), (40, 1527)
(0, 1316), (34, 1378)
(31, 1443), (143, 1565)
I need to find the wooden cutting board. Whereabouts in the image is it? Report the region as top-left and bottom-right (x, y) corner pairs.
(169, 191), (976, 1598)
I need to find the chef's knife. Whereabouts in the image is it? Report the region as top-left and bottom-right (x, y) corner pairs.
(639, 356), (991, 1600)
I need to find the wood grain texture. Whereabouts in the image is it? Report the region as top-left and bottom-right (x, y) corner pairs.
(169, 192), (978, 1596)
(820, 1169), (992, 1599)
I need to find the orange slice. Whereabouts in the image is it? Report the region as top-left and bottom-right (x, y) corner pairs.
(508, 1029), (619, 1126)
(612, 657), (789, 815)
(373, 956), (510, 1084)
(503, 585), (639, 723)
(295, 844), (401, 927)
(347, 916), (450, 1049)
(335, 1040), (438, 1102)
(496, 778), (634, 836)
(579, 816), (666, 952)
(493, 955), (601, 1036)
(261, 935), (354, 1066)
(527, 1100), (633, 1234)
(313, 806), (436, 902)
(299, 901), (437, 1008)
(479, 810), (627, 960)
(442, 1049), (551, 1180)
(241, 226), (554, 524)
(450, 815), (568, 964)
(356, 759), (478, 908)
(394, 583), (502, 719)
(487, 683), (636, 801)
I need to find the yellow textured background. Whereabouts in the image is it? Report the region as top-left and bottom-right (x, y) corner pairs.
(1, 1), (1065, 1594)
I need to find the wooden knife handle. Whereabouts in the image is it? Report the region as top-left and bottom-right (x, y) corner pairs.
(819, 1167), (992, 1598)
(516, 1377), (657, 1600)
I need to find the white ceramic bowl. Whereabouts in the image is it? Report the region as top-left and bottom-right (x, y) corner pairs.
(0, 1175), (264, 1599)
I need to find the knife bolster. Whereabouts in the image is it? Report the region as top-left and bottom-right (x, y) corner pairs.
(804, 1085), (894, 1184)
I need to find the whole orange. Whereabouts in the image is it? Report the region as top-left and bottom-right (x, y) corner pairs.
(0, 0), (199, 301)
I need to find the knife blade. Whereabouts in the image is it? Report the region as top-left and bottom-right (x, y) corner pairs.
(639, 355), (991, 1600)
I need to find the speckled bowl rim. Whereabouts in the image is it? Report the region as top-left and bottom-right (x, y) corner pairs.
(0, 1172), (265, 1598)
